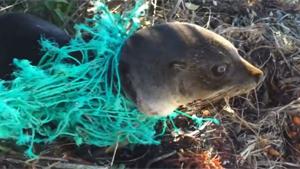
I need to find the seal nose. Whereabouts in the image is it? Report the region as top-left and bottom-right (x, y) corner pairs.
(240, 58), (264, 83)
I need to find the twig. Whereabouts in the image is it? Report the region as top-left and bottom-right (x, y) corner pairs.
(145, 151), (177, 168)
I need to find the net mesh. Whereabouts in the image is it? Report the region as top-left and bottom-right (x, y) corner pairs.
(0, 0), (219, 158)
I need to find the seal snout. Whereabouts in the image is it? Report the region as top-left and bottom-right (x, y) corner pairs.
(240, 58), (264, 83)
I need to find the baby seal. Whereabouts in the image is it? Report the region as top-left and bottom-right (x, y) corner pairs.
(119, 22), (264, 116)
(0, 13), (263, 117)
(0, 13), (71, 79)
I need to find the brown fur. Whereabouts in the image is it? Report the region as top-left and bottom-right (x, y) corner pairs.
(0, 13), (263, 116)
(120, 22), (263, 116)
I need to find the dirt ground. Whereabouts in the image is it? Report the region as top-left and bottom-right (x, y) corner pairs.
(0, 0), (300, 168)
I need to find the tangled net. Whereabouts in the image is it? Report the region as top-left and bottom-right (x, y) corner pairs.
(0, 0), (218, 158)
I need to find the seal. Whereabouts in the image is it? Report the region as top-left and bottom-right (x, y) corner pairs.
(0, 13), (71, 79)
(0, 13), (263, 117)
(119, 22), (264, 116)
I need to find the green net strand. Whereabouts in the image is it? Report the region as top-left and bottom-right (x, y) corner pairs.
(0, 0), (219, 158)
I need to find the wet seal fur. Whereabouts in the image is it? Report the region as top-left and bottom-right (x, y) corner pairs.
(0, 13), (263, 117)
(120, 22), (264, 116)
(0, 13), (70, 79)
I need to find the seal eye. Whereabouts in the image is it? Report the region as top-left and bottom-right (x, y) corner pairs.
(211, 64), (228, 77)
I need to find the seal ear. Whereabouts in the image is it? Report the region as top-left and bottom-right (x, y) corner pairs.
(169, 61), (187, 71)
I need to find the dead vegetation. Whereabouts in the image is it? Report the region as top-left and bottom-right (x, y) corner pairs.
(1, 0), (300, 168)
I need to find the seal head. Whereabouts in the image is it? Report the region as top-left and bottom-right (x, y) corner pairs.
(120, 22), (263, 116)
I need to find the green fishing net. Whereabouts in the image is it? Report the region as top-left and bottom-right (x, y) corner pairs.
(0, 0), (219, 158)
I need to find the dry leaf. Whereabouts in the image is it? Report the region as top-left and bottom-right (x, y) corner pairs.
(185, 2), (199, 11)
(292, 115), (300, 126)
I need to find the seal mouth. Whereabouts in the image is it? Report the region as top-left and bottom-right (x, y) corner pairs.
(199, 82), (259, 105)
